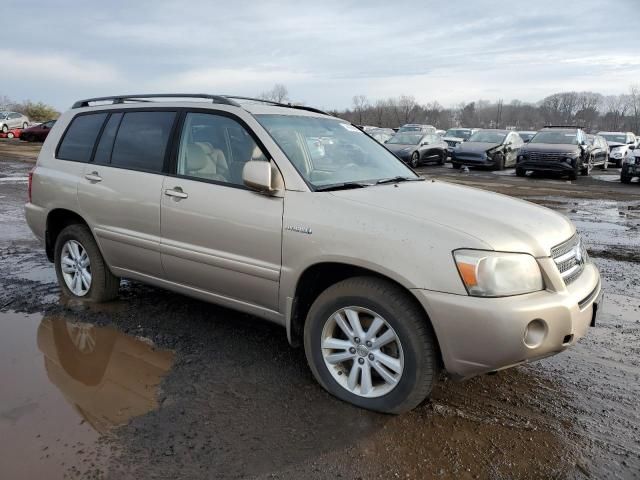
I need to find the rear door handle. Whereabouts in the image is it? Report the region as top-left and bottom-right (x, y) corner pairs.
(164, 188), (188, 199)
(84, 171), (102, 182)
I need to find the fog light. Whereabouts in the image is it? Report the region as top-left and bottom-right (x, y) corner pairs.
(523, 319), (547, 348)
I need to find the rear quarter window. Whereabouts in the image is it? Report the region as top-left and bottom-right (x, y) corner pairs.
(57, 113), (108, 162)
(110, 111), (176, 172)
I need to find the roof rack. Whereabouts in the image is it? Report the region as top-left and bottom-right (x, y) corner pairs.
(72, 94), (241, 109)
(543, 125), (584, 129)
(224, 96), (332, 116)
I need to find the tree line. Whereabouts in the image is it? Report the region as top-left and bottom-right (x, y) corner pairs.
(330, 86), (640, 133)
(0, 95), (60, 122)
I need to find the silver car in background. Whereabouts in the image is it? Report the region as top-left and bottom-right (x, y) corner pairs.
(0, 111), (30, 132)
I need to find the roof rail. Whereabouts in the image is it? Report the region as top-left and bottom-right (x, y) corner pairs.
(543, 125), (584, 129)
(223, 96), (332, 116)
(72, 94), (241, 109)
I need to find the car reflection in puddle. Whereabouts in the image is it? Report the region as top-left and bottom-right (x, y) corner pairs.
(37, 316), (175, 434)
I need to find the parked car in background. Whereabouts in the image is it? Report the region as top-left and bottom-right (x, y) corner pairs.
(0, 111), (29, 132)
(516, 126), (592, 179)
(435, 129), (446, 137)
(451, 129), (523, 170)
(517, 131), (537, 143)
(597, 131), (637, 167)
(367, 127), (395, 144)
(397, 123), (436, 135)
(385, 132), (447, 167)
(20, 120), (57, 142)
(442, 128), (478, 155)
(586, 134), (609, 170)
(621, 146), (640, 184)
(0, 127), (22, 139)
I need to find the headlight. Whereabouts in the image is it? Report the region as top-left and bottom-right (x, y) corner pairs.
(453, 249), (544, 297)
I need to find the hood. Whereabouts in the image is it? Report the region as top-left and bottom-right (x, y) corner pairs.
(330, 180), (574, 257)
(608, 142), (627, 148)
(385, 143), (417, 153)
(456, 141), (501, 153)
(443, 136), (464, 143)
(520, 143), (581, 154)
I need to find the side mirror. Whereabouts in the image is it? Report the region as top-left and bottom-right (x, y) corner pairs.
(524, 139), (530, 143)
(243, 161), (276, 193)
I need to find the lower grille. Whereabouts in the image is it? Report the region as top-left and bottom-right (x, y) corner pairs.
(528, 152), (564, 162)
(551, 234), (587, 285)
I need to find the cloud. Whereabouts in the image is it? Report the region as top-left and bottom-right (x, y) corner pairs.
(0, 49), (119, 85)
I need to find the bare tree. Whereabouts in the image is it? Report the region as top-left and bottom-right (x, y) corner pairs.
(352, 95), (369, 125)
(629, 85), (640, 134)
(259, 84), (289, 103)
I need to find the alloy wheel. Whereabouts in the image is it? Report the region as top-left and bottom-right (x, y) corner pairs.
(60, 239), (92, 296)
(321, 306), (404, 398)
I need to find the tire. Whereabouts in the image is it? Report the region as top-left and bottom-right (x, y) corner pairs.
(621, 168), (632, 184)
(23, 134), (33, 142)
(437, 151), (445, 165)
(303, 276), (438, 414)
(451, 161), (461, 169)
(493, 154), (505, 171)
(410, 152), (420, 168)
(54, 224), (120, 302)
(7, 132), (14, 139)
(568, 163), (579, 180)
(515, 167), (526, 177)
(615, 158), (623, 168)
(1, 124), (7, 133)
(23, 122), (28, 129)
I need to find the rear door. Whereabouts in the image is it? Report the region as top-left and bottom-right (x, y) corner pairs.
(77, 109), (177, 278)
(159, 111), (283, 311)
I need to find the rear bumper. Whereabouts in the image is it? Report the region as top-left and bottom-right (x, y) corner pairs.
(412, 262), (601, 379)
(24, 202), (47, 244)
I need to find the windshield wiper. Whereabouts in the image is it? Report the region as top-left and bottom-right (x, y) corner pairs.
(375, 176), (424, 185)
(315, 181), (374, 192)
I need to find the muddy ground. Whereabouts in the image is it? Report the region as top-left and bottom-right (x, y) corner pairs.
(0, 138), (638, 479)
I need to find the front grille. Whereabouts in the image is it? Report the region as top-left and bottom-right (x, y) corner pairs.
(446, 140), (459, 148)
(551, 234), (588, 285)
(528, 151), (565, 162)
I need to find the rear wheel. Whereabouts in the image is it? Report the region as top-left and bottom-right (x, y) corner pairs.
(304, 277), (437, 414)
(54, 224), (120, 302)
(410, 152), (420, 168)
(1, 124), (7, 133)
(7, 132), (14, 139)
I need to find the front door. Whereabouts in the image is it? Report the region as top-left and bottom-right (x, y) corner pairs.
(160, 111), (283, 311)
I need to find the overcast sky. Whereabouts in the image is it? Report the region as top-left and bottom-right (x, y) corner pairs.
(3, 0), (639, 111)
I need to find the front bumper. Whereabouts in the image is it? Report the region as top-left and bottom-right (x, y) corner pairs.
(452, 153), (495, 167)
(412, 262), (601, 379)
(517, 158), (577, 173)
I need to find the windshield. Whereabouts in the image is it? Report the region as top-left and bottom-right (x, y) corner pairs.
(386, 133), (421, 145)
(256, 115), (417, 189)
(600, 133), (627, 144)
(518, 132), (536, 141)
(529, 131), (578, 145)
(445, 129), (472, 140)
(468, 131), (506, 143)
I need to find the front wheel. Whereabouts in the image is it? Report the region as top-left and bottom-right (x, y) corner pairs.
(410, 152), (420, 168)
(1, 124), (7, 133)
(493, 154), (505, 171)
(22, 122), (28, 129)
(437, 151), (445, 165)
(7, 132), (14, 139)
(54, 224), (120, 302)
(621, 168), (632, 184)
(304, 277), (438, 414)
(515, 167), (526, 177)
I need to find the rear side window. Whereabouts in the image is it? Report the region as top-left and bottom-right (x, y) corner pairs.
(93, 113), (123, 164)
(111, 111), (176, 172)
(57, 113), (107, 162)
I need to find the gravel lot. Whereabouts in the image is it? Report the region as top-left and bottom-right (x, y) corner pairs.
(0, 138), (638, 479)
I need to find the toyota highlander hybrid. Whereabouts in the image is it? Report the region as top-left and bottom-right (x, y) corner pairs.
(25, 94), (603, 413)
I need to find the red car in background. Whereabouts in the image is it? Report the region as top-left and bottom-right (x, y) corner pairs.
(20, 120), (56, 142)
(0, 127), (21, 139)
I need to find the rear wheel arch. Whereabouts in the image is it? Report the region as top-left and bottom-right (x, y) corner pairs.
(288, 262), (443, 368)
(45, 209), (90, 262)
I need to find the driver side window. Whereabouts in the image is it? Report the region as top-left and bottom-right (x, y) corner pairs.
(177, 113), (267, 186)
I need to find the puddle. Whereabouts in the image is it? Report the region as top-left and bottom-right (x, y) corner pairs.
(0, 311), (174, 479)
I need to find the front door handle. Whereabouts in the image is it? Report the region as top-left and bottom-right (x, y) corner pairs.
(164, 187), (188, 199)
(84, 171), (102, 182)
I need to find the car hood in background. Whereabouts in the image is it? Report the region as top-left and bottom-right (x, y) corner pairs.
(443, 136), (465, 143)
(330, 180), (573, 256)
(385, 143), (417, 153)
